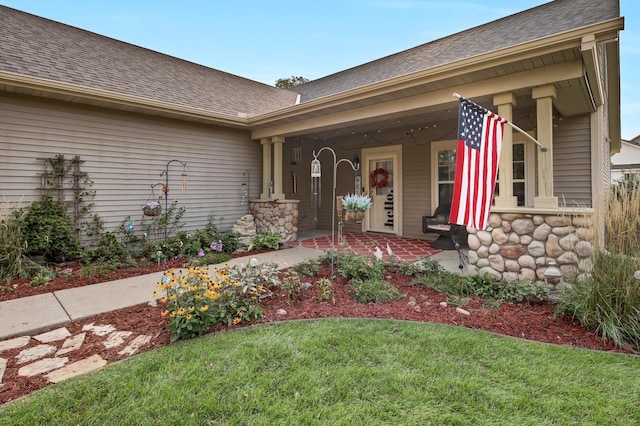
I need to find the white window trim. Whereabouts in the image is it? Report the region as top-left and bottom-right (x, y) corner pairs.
(430, 137), (535, 210)
(430, 140), (456, 213)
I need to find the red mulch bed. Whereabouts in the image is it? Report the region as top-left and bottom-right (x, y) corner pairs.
(0, 261), (636, 406)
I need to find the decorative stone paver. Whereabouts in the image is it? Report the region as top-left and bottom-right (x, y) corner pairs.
(56, 332), (86, 356)
(0, 335), (30, 353)
(18, 357), (68, 377)
(33, 327), (72, 343)
(82, 323), (116, 336)
(0, 323), (157, 391)
(103, 331), (133, 349)
(118, 335), (151, 356)
(45, 355), (107, 383)
(16, 344), (57, 364)
(0, 358), (6, 386)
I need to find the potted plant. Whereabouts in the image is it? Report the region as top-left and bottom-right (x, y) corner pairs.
(142, 201), (162, 217)
(341, 193), (372, 222)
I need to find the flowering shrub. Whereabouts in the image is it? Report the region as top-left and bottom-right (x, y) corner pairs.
(156, 259), (279, 342)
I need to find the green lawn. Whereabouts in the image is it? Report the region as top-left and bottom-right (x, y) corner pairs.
(1, 319), (639, 425)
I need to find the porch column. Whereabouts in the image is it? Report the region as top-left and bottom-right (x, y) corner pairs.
(260, 138), (272, 199)
(493, 92), (518, 207)
(532, 85), (558, 208)
(272, 136), (286, 200)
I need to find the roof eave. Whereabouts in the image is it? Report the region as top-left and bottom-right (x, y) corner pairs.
(0, 71), (251, 129)
(249, 17), (624, 129)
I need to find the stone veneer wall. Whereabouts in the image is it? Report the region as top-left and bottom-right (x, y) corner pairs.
(467, 210), (594, 287)
(249, 199), (299, 243)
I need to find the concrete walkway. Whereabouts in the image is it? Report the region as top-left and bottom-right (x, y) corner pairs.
(0, 245), (465, 341)
(0, 246), (324, 341)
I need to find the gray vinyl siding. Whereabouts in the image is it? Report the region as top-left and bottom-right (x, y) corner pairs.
(401, 140), (431, 239)
(553, 115), (592, 207)
(0, 94), (262, 235)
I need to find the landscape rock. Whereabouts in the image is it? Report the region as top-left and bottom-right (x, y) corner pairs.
(118, 335), (152, 356)
(0, 336), (30, 353)
(103, 331), (133, 349)
(45, 355), (108, 384)
(82, 323), (116, 336)
(56, 333), (86, 356)
(18, 357), (68, 377)
(232, 214), (258, 246)
(16, 344), (57, 364)
(33, 327), (72, 343)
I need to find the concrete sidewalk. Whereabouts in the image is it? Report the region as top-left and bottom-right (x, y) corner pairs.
(0, 246), (324, 341)
(0, 245), (465, 341)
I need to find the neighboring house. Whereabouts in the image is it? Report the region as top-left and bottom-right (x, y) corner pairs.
(611, 136), (640, 182)
(0, 0), (624, 282)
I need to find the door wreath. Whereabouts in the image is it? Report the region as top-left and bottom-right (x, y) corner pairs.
(369, 167), (389, 189)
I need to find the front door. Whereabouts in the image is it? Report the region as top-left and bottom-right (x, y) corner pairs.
(362, 145), (402, 235)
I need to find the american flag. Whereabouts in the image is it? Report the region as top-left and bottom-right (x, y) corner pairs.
(449, 97), (506, 230)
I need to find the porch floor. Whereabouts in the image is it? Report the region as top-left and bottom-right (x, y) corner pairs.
(291, 231), (442, 263)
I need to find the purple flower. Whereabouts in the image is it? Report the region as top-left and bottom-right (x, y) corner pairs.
(210, 240), (223, 252)
(198, 249), (205, 257)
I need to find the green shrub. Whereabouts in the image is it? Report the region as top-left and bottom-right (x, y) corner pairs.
(558, 251), (640, 349)
(191, 251), (231, 266)
(249, 231), (282, 251)
(215, 229), (242, 253)
(17, 195), (84, 262)
(29, 273), (51, 287)
(281, 270), (303, 301)
(76, 263), (117, 279)
(348, 278), (403, 304)
(409, 269), (470, 294)
(557, 179), (640, 349)
(409, 269), (547, 304)
(141, 200), (185, 241)
(86, 231), (137, 268)
(336, 253), (384, 281)
(226, 258), (281, 294)
(315, 277), (335, 303)
(293, 258), (321, 277)
(0, 209), (42, 281)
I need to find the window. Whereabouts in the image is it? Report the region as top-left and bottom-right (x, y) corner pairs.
(430, 137), (534, 210)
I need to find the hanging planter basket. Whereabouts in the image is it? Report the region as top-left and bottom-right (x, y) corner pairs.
(142, 203), (162, 217)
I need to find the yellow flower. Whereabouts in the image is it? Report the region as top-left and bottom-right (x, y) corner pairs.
(170, 311), (177, 318)
(178, 307), (186, 315)
(186, 314), (192, 320)
(188, 306), (195, 312)
(232, 317), (241, 325)
(161, 310), (169, 316)
(200, 305), (209, 312)
(236, 310), (244, 317)
(160, 296), (168, 303)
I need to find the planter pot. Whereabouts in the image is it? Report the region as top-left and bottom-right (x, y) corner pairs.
(143, 207), (162, 217)
(345, 210), (365, 222)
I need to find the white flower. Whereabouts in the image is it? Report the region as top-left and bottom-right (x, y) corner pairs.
(386, 243), (393, 257)
(249, 258), (259, 267)
(374, 246), (383, 261)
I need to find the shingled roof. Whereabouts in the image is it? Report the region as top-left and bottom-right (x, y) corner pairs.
(291, 0), (620, 102)
(0, 0), (620, 119)
(0, 5), (299, 118)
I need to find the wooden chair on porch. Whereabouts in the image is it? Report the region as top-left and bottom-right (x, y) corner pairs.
(422, 202), (456, 250)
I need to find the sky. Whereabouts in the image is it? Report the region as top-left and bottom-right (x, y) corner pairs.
(1, 0), (638, 139)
